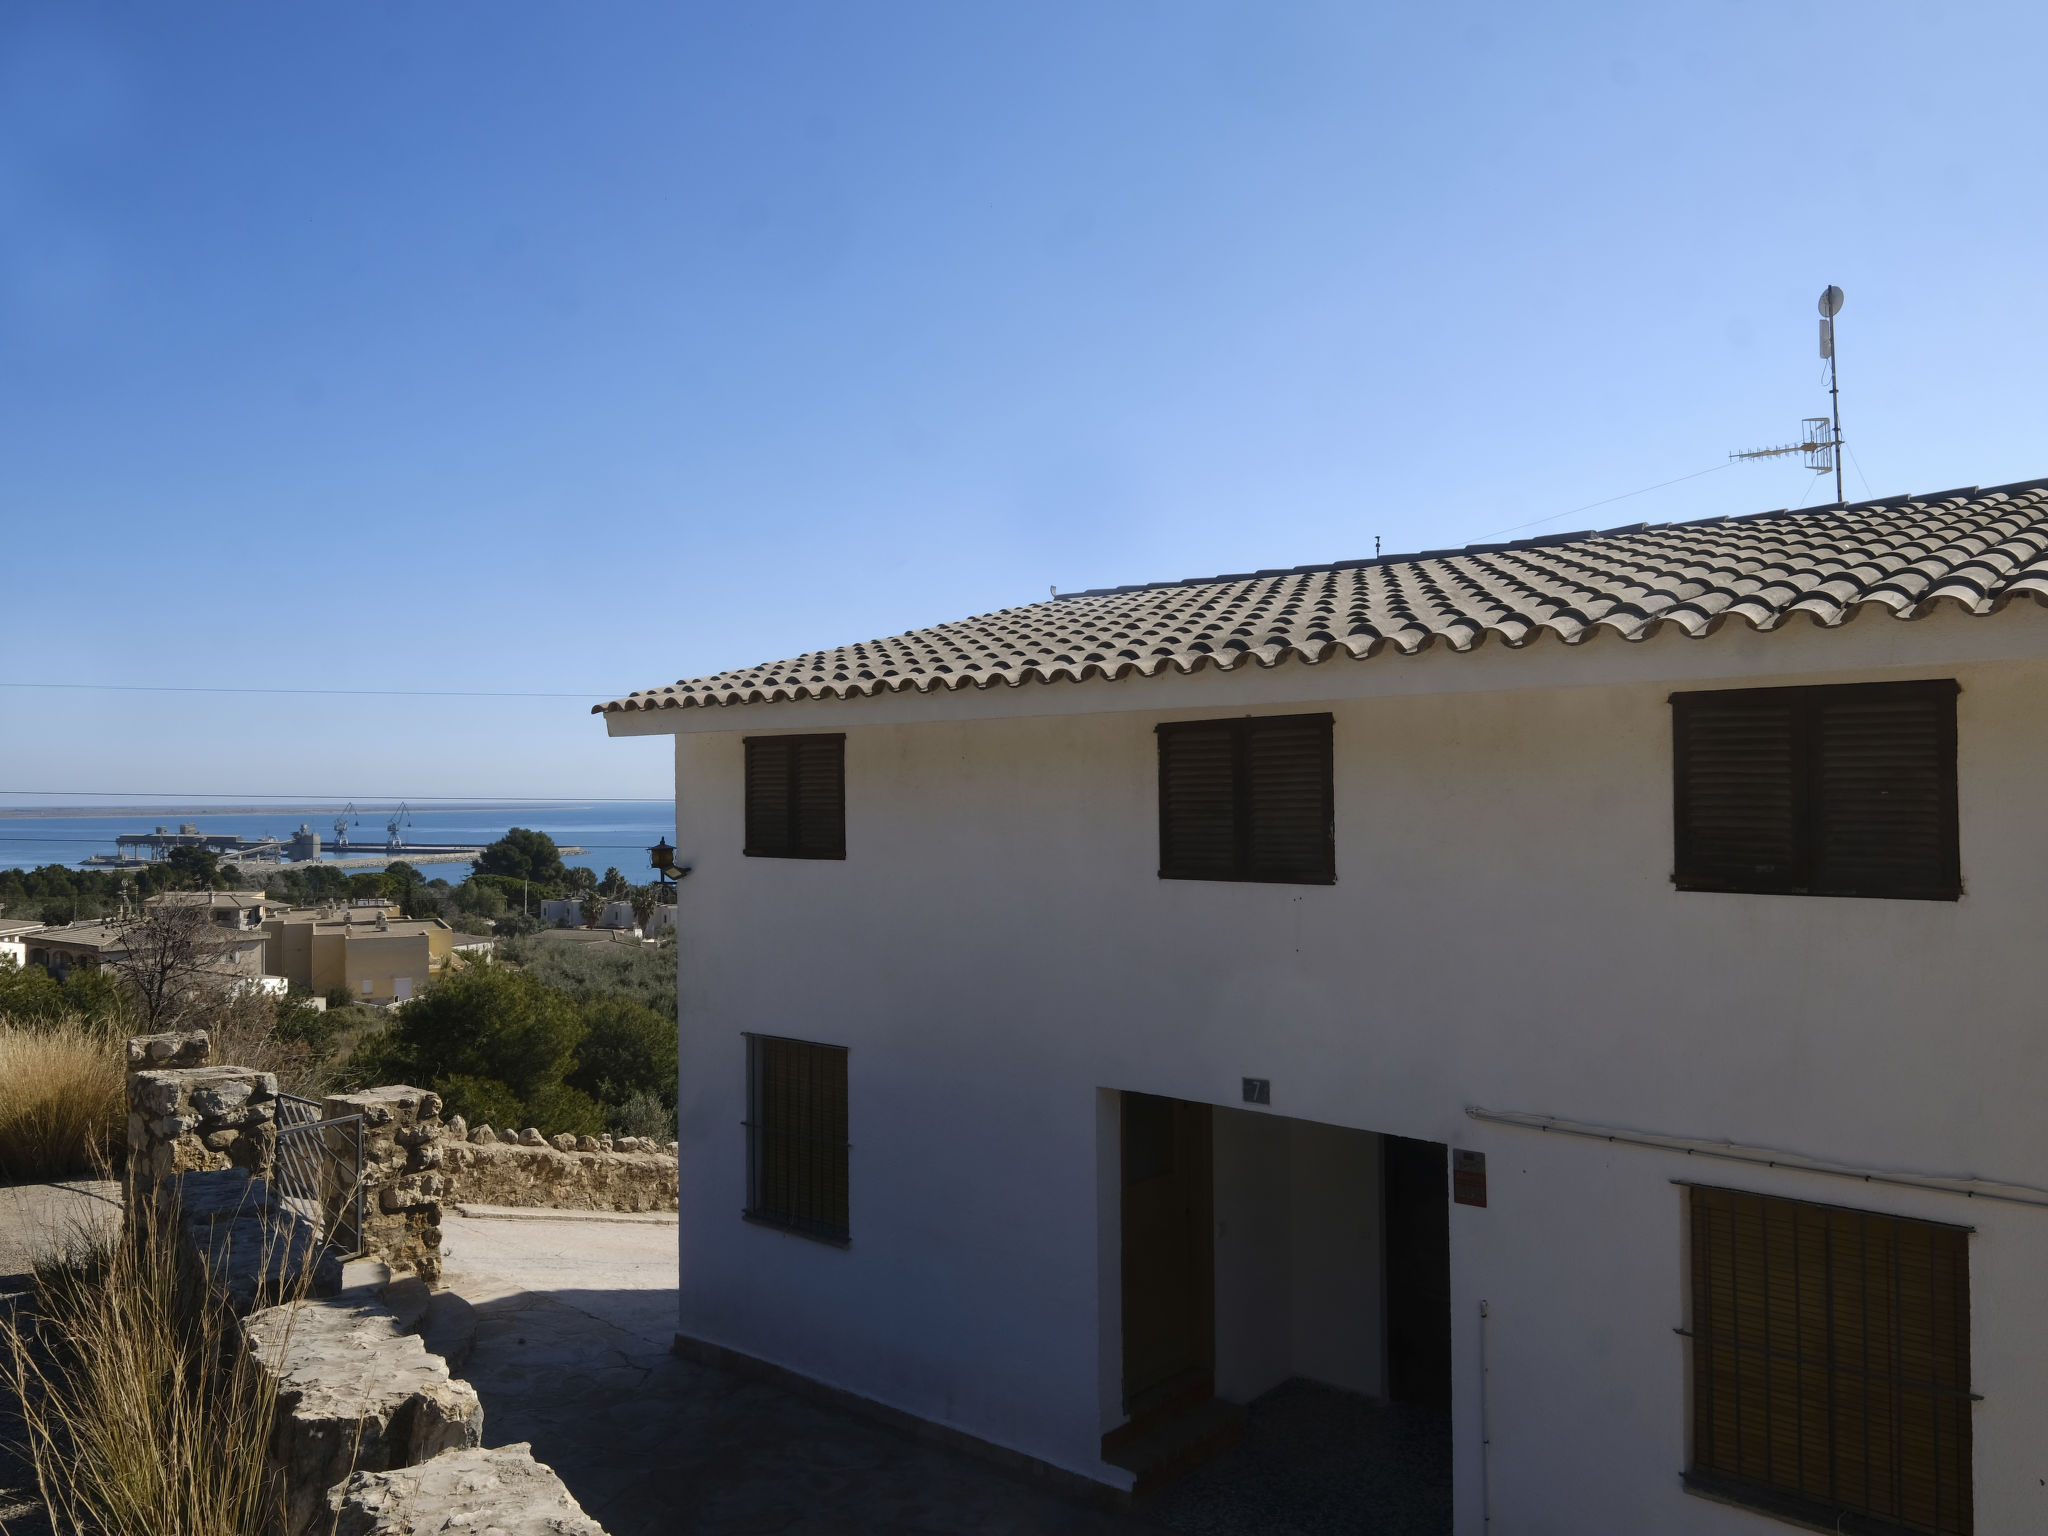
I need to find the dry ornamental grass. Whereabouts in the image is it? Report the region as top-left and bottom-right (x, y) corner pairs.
(0, 1021), (125, 1184)
(0, 1205), (286, 1536)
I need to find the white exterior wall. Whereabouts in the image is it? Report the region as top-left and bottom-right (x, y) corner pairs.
(643, 604), (2048, 1534)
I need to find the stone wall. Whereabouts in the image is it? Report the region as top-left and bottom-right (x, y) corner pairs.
(324, 1085), (449, 1288)
(438, 1120), (678, 1213)
(243, 1291), (483, 1536)
(125, 1029), (281, 1185)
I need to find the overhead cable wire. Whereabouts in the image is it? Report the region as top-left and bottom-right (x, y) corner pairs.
(1469, 461), (1736, 543)
(0, 682), (610, 699)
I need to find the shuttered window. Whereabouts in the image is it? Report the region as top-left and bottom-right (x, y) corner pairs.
(1157, 713), (1334, 884)
(744, 1034), (849, 1244)
(1671, 680), (1958, 900)
(744, 734), (846, 860)
(1686, 1186), (1973, 1536)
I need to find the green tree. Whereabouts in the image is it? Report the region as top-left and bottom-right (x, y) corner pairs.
(476, 828), (567, 887)
(598, 866), (629, 898)
(164, 846), (223, 890)
(369, 966), (586, 1128)
(567, 997), (676, 1111)
(450, 879), (506, 919)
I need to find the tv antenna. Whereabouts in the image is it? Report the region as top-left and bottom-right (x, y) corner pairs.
(1731, 285), (1846, 503)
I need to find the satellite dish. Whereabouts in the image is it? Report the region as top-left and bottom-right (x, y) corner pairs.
(1818, 285), (1845, 317)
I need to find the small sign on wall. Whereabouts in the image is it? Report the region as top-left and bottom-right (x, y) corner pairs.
(1453, 1149), (1487, 1207)
(1241, 1078), (1271, 1106)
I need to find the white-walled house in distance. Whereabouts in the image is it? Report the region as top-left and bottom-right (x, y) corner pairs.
(599, 482), (2048, 1535)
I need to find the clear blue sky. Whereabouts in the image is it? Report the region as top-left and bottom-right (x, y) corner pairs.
(3, 2), (2043, 802)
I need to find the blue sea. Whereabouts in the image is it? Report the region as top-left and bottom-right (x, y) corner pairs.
(0, 801), (675, 880)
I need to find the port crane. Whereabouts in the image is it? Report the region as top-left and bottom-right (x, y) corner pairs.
(385, 803), (413, 852)
(333, 802), (360, 850)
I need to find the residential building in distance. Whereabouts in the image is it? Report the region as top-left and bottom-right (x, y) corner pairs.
(540, 897), (585, 928)
(148, 890), (288, 931)
(261, 904), (456, 1002)
(25, 915), (271, 988)
(599, 480), (2048, 1536)
(0, 918), (42, 967)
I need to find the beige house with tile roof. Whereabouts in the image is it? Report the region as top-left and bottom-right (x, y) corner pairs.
(261, 905), (456, 1002)
(601, 480), (2048, 1535)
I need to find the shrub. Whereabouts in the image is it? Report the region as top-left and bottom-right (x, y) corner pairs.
(608, 1089), (676, 1142)
(0, 1019), (125, 1182)
(524, 1082), (606, 1138)
(366, 965), (585, 1130)
(272, 994), (342, 1064)
(503, 932), (677, 1020)
(434, 1072), (526, 1130)
(568, 996), (676, 1111)
(0, 959), (128, 1031)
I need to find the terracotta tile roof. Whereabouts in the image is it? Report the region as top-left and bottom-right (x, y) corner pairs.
(596, 479), (2048, 716)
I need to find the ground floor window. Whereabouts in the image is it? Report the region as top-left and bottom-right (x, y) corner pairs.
(1686, 1185), (1972, 1536)
(744, 1033), (849, 1243)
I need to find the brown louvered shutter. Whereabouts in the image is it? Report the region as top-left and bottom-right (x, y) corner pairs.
(1812, 682), (1958, 899)
(1672, 689), (1803, 892)
(744, 734), (846, 860)
(1672, 680), (1958, 901)
(1687, 1186), (1971, 1535)
(1158, 721), (1239, 880)
(1245, 714), (1334, 883)
(1158, 713), (1334, 885)
(792, 735), (846, 859)
(744, 738), (793, 857)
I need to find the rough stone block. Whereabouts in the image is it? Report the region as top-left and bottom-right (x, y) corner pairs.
(244, 1294), (483, 1536)
(325, 1444), (605, 1536)
(126, 1030), (211, 1070)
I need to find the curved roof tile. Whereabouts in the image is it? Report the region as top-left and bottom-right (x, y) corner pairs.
(596, 480), (2048, 716)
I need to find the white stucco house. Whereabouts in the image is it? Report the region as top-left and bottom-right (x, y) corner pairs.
(598, 480), (2048, 1536)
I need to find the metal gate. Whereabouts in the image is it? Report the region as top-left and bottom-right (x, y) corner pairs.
(275, 1093), (366, 1258)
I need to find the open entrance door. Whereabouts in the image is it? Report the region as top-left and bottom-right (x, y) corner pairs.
(1120, 1091), (1214, 1416)
(1383, 1134), (1452, 1411)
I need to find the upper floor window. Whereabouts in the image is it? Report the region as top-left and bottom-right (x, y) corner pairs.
(744, 734), (845, 860)
(1156, 712), (1334, 885)
(1671, 680), (1959, 900)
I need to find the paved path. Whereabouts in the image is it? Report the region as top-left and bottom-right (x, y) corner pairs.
(438, 1208), (1139, 1535)
(0, 1179), (121, 1283)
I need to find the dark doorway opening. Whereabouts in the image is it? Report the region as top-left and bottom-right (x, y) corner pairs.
(1382, 1135), (1452, 1411)
(1119, 1091), (1214, 1416)
(1107, 1092), (1243, 1490)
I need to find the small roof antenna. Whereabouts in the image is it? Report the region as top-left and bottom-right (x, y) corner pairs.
(1731, 285), (1847, 503)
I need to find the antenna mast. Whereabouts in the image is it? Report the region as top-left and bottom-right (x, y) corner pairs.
(1731, 285), (1846, 502)
(1819, 284), (1844, 502)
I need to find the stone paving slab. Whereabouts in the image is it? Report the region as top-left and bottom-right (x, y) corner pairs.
(439, 1210), (1139, 1536)
(436, 1210), (1450, 1536)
